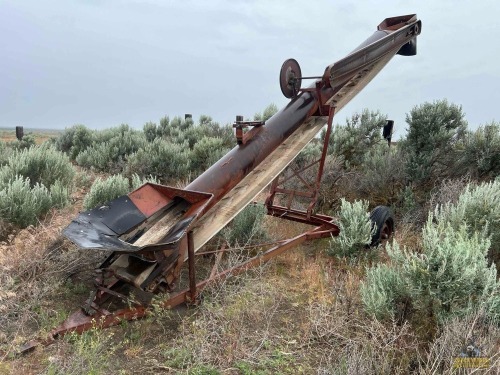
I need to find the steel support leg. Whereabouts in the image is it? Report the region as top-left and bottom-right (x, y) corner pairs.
(187, 231), (197, 302)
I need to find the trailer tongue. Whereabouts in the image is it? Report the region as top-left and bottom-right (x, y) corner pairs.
(21, 14), (421, 353)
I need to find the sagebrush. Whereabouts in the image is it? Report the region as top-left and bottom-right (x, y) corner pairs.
(328, 198), (375, 258)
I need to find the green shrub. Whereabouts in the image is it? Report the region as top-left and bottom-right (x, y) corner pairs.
(400, 99), (467, 184)
(55, 124), (94, 160)
(361, 263), (410, 321)
(190, 136), (229, 175)
(83, 174), (131, 210)
(459, 122), (500, 179)
(157, 116), (171, 138)
(83, 174), (158, 210)
(396, 185), (420, 223)
(144, 114), (233, 151)
(328, 198), (375, 258)
(262, 103), (278, 121)
(11, 133), (36, 150)
(0, 145), (73, 227)
(0, 144), (75, 189)
(254, 103), (278, 122)
(0, 141), (9, 166)
(353, 145), (406, 207)
(49, 179), (71, 208)
(172, 116), (193, 132)
(408, 221), (497, 320)
(126, 138), (191, 182)
(73, 170), (94, 190)
(92, 124), (134, 143)
(143, 121), (158, 142)
(130, 173), (159, 190)
(293, 141), (322, 167)
(434, 180), (500, 265)
(182, 116), (233, 150)
(157, 116), (192, 143)
(361, 217), (500, 324)
(223, 204), (267, 246)
(0, 176), (62, 227)
(76, 128), (147, 172)
(324, 109), (387, 169)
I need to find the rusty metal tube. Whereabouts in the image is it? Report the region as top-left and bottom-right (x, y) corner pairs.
(186, 90), (318, 206)
(186, 14), (421, 212)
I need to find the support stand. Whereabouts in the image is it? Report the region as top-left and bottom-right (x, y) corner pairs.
(265, 104), (336, 225)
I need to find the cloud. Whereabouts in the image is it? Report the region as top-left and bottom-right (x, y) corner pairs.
(0, 0), (499, 131)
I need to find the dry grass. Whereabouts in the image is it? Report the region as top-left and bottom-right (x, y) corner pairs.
(428, 177), (471, 212)
(391, 221), (424, 254)
(419, 311), (500, 374)
(0, 183), (105, 363)
(0, 128), (61, 145)
(0, 188), (498, 374)
(2, 225), (499, 374)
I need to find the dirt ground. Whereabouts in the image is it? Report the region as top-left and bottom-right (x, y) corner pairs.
(0, 128), (61, 145)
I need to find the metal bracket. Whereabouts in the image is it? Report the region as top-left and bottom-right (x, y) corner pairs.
(233, 115), (265, 145)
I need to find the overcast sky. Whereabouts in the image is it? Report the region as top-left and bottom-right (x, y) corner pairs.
(1, 0), (499, 138)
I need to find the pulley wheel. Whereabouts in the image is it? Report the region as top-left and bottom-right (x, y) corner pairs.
(279, 58), (302, 99)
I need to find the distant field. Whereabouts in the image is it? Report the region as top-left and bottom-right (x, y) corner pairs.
(0, 127), (62, 144)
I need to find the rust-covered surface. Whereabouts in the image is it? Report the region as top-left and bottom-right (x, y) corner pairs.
(65, 14), (420, 256)
(22, 15), (422, 353)
(187, 15), (420, 252)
